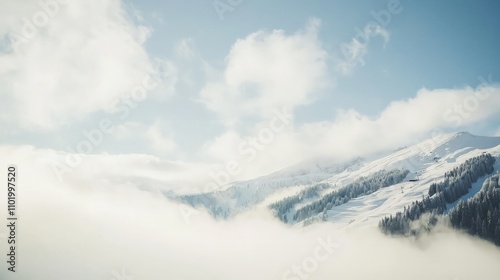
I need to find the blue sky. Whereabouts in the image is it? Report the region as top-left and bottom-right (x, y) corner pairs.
(1, 0), (500, 184)
(139, 0), (500, 114)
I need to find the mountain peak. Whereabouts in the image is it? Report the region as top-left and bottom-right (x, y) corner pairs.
(438, 131), (500, 152)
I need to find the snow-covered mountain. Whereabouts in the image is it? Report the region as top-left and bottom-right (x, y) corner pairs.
(177, 132), (500, 229)
(310, 132), (500, 229)
(179, 157), (365, 217)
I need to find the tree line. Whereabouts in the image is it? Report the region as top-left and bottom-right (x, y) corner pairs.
(379, 153), (497, 238)
(270, 169), (409, 223)
(449, 174), (500, 245)
(269, 183), (330, 223)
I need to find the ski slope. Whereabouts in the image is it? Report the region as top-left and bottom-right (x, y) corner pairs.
(178, 132), (500, 229)
(305, 132), (500, 228)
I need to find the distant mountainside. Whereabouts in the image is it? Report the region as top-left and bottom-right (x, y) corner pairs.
(175, 132), (500, 233)
(179, 157), (365, 217)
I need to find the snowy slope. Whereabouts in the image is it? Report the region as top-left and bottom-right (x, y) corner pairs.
(177, 132), (500, 228)
(179, 157), (364, 216)
(302, 132), (500, 228)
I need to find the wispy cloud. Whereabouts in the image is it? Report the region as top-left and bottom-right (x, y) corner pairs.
(336, 23), (390, 75)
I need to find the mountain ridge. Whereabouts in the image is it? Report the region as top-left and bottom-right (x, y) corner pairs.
(176, 132), (500, 227)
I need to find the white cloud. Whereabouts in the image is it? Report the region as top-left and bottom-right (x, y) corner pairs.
(200, 106), (297, 180)
(1, 146), (500, 280)
(202, 130), (244, 161)
(337, 23), (390, 75)
(200, 18), (330, 126)
(110, 121), (177, 155)
(17, 143), (214, 194)
(297, 85), (500, 159)
(146, 121), (177, 155)
(0, 0), (171, 130)
(201, 85), (500, 180)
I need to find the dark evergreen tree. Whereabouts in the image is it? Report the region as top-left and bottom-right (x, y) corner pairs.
(292, 169), (409, 222)
(380, 154), (497, 237)
(448, 174), (500, 245)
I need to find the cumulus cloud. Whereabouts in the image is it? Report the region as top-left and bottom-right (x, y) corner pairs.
(201, 85), (500, 180)
(0, 0), (173, 130)
(1, 147), (500, 280)
(200, 106), (298, 181)
(199, 18), (330, 126)
(290, 85), (500, 160)
(202, 130), (244, 161)
(337, 23), (390, 75)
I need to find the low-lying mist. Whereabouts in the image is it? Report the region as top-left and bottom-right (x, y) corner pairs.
(1, 147), (499, 280)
